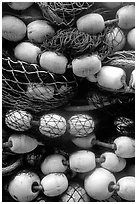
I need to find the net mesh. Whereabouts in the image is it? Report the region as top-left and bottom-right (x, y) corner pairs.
(2, 51), (78, 113)
(101, 192), (122, 202)
(87, 84), (135, 118)
(37, 2), (95, 27)
(37, 2), (115, 28)
(68, 114), (95, 137)
(105, 50), (135, 62)
(39, 114), (66, 137)
(60, 183), (90, 202)
(88, 86), (134, 107)
(114, 116), (135, 136)
(5, 110), (32, 131)
(41, 26), (119, 61)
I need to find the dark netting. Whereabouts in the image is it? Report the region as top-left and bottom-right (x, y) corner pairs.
(88, 83), (135, 112)
(37, 2), (95, 27)
(87, 90), (135, 122)
(41, 26), (119, 61)
(114, 116), (135, 136)
(100, 192), (122, 202)
(2, 51), (78, 113)
(88, 88), (117, 109)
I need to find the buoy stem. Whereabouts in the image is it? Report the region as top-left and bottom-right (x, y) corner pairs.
(32, 184), (43, 192)
(2, 140), (13, 148)
(31, 120), (39, 127)
(92, 139), (116, 150)
(121, 74), (129, 91)
(62, 159), (69, 167)
(105, 18), (119, 26)
(109, 183), (120, 192)
(95, 156), (105, 164)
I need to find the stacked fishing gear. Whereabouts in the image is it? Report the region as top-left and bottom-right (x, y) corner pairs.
(2, 2), (135, 202)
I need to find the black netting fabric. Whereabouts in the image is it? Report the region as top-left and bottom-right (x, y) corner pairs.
(88, 88), (116, 109)
(2, 51), (78, 113)
(114, 116), (135, 136)
(87, 84), (135, 119)
(41, 26), (120, 61)
(100, 192), (122, 202)
(88, 85), (135, 109)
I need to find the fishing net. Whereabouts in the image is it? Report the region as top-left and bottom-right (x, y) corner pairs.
(60, 183), (90, 202)
(87, 84), (135, 120)
(37, 2), (95, 27)
(37, 2), (116, 28)
(101, 192), (122, 202)
(114, 116), (135, 136)
(88, 84), (135, 107)
(67, 114), (95, 137)
(5, 109), (32, 132)
(2, 50), (78, 113)
(39, 113), (67, 137)
(2, 2), (135, 202)
(41, 26), (119, 61)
